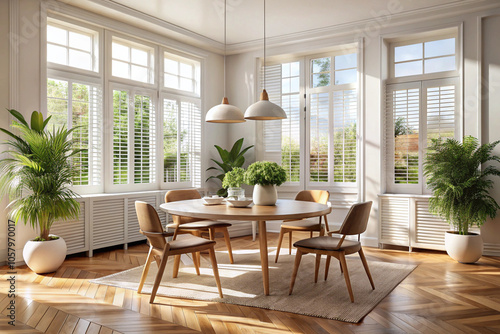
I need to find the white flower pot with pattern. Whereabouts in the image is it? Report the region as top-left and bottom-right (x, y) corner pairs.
(444, 231), (483, 264)
(23, 235), (67, 274)
(253, 184), (277, 205)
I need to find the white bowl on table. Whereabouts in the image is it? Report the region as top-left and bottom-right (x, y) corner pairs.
(202, 196), (224, 205)
(226, 198), (253, 208)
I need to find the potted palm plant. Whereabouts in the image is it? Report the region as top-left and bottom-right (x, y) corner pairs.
(423, 136), (500, 263)
(245, 161), (287, 205)
(206, 138), (253, 197)
(0, 109), (82, 273)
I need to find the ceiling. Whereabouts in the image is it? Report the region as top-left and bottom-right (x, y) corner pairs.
(60, 0), (479, 52)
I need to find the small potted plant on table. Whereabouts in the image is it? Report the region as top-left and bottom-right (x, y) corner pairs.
(245, 161), (287, 206)
(222, 167), (246, 199)
(423, 136), (500, 263)
(0, 110), (82, 273)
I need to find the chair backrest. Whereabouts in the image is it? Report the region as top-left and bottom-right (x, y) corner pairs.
(338, 201), (372, 236)
(165, 189), (202, 224)
(135, 201), (166, 250)
(295, 190), (330, 205)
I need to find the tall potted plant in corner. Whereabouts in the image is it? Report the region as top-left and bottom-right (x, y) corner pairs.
(423, 136), (500, 263)
(0, 109), (82, 273)
(245, 161), (287, 205)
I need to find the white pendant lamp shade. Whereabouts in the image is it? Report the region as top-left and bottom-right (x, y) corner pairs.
(206, 97), (245, 123)
(244, 89), (287, 120)
(244, 0), (287, 121)
(205, 0), (245, 123)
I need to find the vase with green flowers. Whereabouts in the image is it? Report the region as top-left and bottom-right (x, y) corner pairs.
(222, 167), (246, 199)
(245, 161), (287, 205)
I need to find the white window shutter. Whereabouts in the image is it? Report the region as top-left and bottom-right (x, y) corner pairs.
(133, 94), (156, 184)
(112, 89), (129, 185)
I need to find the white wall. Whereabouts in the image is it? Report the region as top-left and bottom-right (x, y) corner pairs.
(480, 14), (500, 244)
(0, 0), (10, 265)
(226, 3), (500, 245)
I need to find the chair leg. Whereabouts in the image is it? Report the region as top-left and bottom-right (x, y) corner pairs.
(289, 249), (303, 295)
(275, 228), (285, 263)
(339, 252), (354, 302)
(359, 248), (375, 290)
(154, 255), (161, 268)
(339, 260), (343, 273)
(138, 247), (154, 293)
(172, 254), (181, 278)
(150, 249), (170, 303)
(192, 252), (200, 275)
(314, 254), (321, 283)
(324, 255), (331, 281)
(288, 231), (293, 255)
(310, 231), (313, 238)
(222, 227), (234, 264)
(208, 248), (223, 298)
(323, 215), (330, 233)
(208, 228), (214, 240)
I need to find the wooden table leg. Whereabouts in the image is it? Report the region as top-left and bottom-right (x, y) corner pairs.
(258, 220), (269, 295)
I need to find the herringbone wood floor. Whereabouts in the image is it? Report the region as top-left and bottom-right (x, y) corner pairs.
(1, 233), (500, 333)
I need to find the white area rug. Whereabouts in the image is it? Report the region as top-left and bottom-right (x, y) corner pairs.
(91, 248), (416, 323)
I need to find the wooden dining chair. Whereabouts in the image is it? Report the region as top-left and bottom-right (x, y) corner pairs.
(165, 189), (234, 264)
(135, 201), (223, 303)
(288, 201), (374, 303)
(275, 190), (330, 263)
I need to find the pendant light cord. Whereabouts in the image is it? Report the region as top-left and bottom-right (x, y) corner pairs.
(263, 0), (266, 89)
(224, 0), (227, 97)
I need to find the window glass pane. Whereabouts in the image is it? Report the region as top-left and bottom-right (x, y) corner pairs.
(335, 53), (357, 70)
(47, 44), (67, 65)
(282, 78), (290, 94)
(112, 43), (130, 62)
(112, 60), (129, 79)
(47, 25), (67, 45)
(164, 74), (178, 89)
(312, 57), (330, 73)
(425, 38), (455, 58)
(69, 31), (91, 52)
(290, 77), (300, 93)
(312, 73), (330, 87)
(395, 60), (423, 77)
(131, 48), (148, 66)
(180, 63), (193, 78)
(72, 83), (90, 185)
(291, 61), (300, 76)
(394, 43), (422, 62)
(309, 92), (329, 182)
(282, 63), (290, 77)
(164, 58), (178, 75)
(335, 68), (357, 85)
(333, 89), (357, 182)
(134, 94), (155, 184)
(69, 49), (91, 70)
(424, 56), (455, 73)
(131, 65), (148, 82)
(47, 79), (68, 129)
(180, 78), (193, 92)
(281, 94), (301, 182)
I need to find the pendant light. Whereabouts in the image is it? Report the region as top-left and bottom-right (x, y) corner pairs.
(206, 0), (245, 123)
(244, 0), (287, 120)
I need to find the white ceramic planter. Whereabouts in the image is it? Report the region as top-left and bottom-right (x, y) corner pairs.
(444, 231), (483, 263)
(253, 184), (277, 205)
(23, 235), (67, 274)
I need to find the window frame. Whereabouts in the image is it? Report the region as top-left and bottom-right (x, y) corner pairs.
(161, 51), (201, 98)
(46, 17), (101, 77)
(106, 83), (159, 193)
(388, 32), (460, 84)
(305, 50), (359, 192)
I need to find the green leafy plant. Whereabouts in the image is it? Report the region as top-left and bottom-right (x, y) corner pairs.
(423, 136), (500, 235)
(222, 167), (246, 188)
(206, 138), (253, 196)
(0, 109), (82, 241)
(245, 161), (287, 186)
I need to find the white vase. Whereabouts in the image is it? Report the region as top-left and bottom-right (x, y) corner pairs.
(23, 235), (67, 274)
(253, 184), (277, 205)
(444, 231), (483, 263)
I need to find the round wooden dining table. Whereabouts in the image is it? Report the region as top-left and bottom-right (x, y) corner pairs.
(159, 198), (331, 295)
